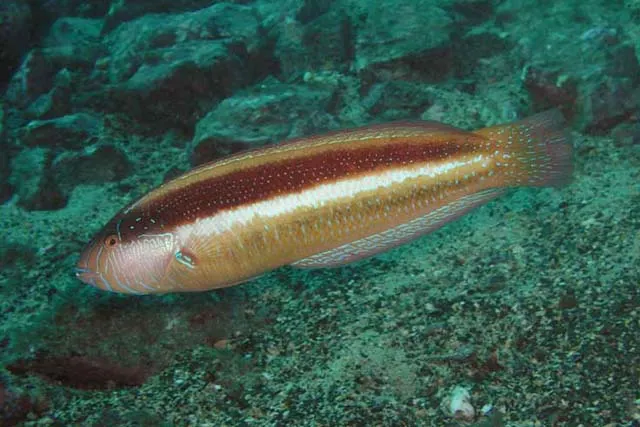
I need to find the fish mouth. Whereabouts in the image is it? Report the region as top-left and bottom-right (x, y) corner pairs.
(74, 266), (112, 291)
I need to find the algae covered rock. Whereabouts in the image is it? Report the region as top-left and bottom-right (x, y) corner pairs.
(102, 0), (223, 34)
(0, 0), (32, 85)
(9, 147), (64, 210)
(99, 2), (271, 130)
(8, 140), (131, 210)
(191, 79), (339, 165)
(21, 113), (103, 150)
(51, 144), (132, 196)
(360, 81), (434, 120)
(4, 50), (56, 108)
(0, 102), (11, 203)
(5, 17), (102, 107)
(350, 0), (453, 71)
(274, 6), (354, 78)
(42, 17), (104, 68)
(24, 68), (74, 119)
(271, 0), (457, 79)
(501, 0), (640, 132)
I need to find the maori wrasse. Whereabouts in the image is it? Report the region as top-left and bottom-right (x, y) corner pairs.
(76, 110), (572, 294)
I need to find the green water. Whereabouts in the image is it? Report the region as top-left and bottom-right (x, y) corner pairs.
(0, 0), (638, 425)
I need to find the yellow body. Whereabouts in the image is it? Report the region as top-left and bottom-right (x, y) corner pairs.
(76, 111), (571, 294)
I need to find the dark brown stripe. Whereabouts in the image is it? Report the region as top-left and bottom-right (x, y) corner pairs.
(117, 138), (478, 237)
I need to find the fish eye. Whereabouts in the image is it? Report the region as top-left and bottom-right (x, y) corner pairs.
(104, 234), (118, 247)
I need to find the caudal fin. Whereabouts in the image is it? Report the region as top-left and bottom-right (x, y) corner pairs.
(475, 109), (573, 188)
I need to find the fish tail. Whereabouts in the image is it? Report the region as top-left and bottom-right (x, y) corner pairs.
(476, 109), (573, 188)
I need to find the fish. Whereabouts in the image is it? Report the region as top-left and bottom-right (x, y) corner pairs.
(75, 109), (572, 294)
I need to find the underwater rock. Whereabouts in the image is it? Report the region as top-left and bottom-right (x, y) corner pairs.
(351, 0), (453, 72)
(361, 81), (434, 120)
(29, 0), (108, 35)
(42, 17), (104, 69)
(0, 103), (11, 203)
(24, 69), (74, 119)
(270, 0), (457, 79)
(21, 113), (102, 150)
(51, 144), (132, 196)
(522, 66), (578, 114)
(602, 43), (640, 80)
(4, 50), (57, 108)
(9, 147), (65, 211)
(102, 0), (220, 34)
(5, 17), (101, 112)
(191, 79), (339, 165)
(274, 6), (354, 78)
(98, 3), (269, 130)
(442, 385), (475, 421)
(0, 0), (32, 86)
(492, 2), (640, 133)
(579, 78), (640, 134)
(524, 26), (639, 133)
(269, 0), (504, 83)
(526, 38), (640, 133)
(612, 121), (640, 147)
(296, 0), (334, 24)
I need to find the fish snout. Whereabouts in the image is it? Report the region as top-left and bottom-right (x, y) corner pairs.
(74, 266), (102, 288)
(75, 241), (112, 291)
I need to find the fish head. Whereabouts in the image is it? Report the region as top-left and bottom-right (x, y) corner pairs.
(75, 209), (177, 294)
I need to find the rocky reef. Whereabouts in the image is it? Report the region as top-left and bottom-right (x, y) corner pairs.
(0, 0), (639, 425)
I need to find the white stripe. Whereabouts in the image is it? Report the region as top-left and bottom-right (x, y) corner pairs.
(176, 155), (486, 239)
